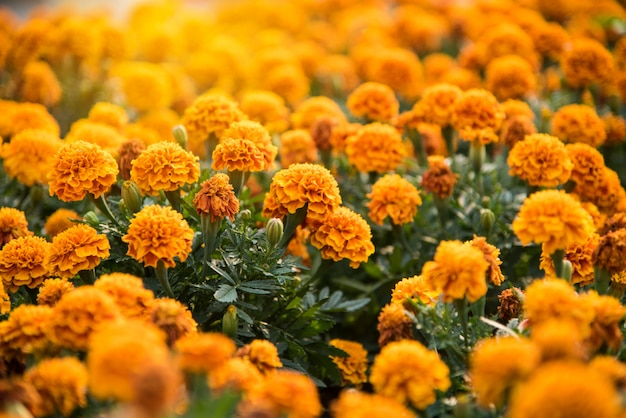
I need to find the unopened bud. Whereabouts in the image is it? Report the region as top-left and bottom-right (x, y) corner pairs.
(240, 209), (252, 220)
(29, 184), (44, 203)
(121, 180), (143, 213)
(172, 124), (188, 149)
(222, 305), (238, 338)
(83, 211), (100, 227)
(480, 209), (496, 235)
(266, 218), (284, 248)
(562, 260), (573, 282)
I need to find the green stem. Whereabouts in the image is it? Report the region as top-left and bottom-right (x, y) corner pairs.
(89, 194), (119, 226)
(392, 223), (411, 253)
(156, 260), (175, 298)
(550, 249), (566, 280)
(164, 189), (182, 213)
(78, 269), (96, 285)
(469, 141), (485, 196)
(320, 149), (332, 169)
(201, 214), (222, 279)
(277, 205), (308, 248)
(206, 132), (220, 169)
(595, 267), (611, 295)
(454, 297), (470, 352)
(607, 284), (625, 300)
(442, 125), (456, 157)
(433, 195), (448, 235)
(406, 127), (427, 167)
(227, 170), (248, 197)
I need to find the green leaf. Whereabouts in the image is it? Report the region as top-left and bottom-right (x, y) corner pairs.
(207, 263), (237, 285)
(334, 298), (371, 312)
(214, 284), (238, 303)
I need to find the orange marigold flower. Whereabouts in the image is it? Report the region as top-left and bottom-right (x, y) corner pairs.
(347, 82), (399, 123)
(551, 104), (606, 147)
(467, 235), (505, 286)
(507, 133), (572, 187)
(540, 233), (598, 286)
(212, 137), (265, 172)
(530, 319), (586, 362)
(309, 206), (375, 269)
(209, 357), (263, 395)
(111, 62), (173, 112)
(603, 114), (626, 146)
(65, 120), (126, 157)
(279, 129), (318, 168)
(19, 61), (62, 107)
(329, 339), (368, 388)
(117, 138), (146, 181)
(291, 96), (347, 130)
(43, 209), (81, 238)
(48, 141), (118, 202)
(94, 273), (155, 320)
(530, 22), (570, 61)
(1, 129), (62, 187)
(3, 102), (60, 138)
(239, 90), (290, 134)
(329, 122), (360, 154)
(87, 102), (129, 131)
(370, 339), (450, 410)
(593, 229), (626, 275)
(377, 303), (414, 347)
(584, 291), (625, 353)
(147, 297), (197, 346)
(560, 38), (614, 89)
(414, 83), (462, 127)
(193, 173), (240, 222)
(130, 141), (200, 196)
(0, 236), (50, 292)
(122, 205), (194, 269)
(0, 207), (32, 249)
(331, 389), (416, 418)
(421, 156), (458, 199)
(477, 23), (539, 69)
(175, 332), (236, 374)
(451, 89), (504, 144)
(469, 337), (540, 408)
(286, 225), (311, 267)
(500, 115), (537, 149)
(565, 142), (605, 191)
(363, 47), (423, 99)
(367, 174), (422, 225)
(262, 163), (342, 221)
(512, 190), (595, 254)
(391, 275), (440, 306)
(136, 108), (180, 143)
(260, 63), (310, 106)
(421, 240), (489, 302)
(37, 278), (74, 307)
(345, 123), (406, 173)
(87, 319), (171, 403)
(501, 99), (535, 120)
(583, 167), (626, 216)
(235, 339), (283, 375)
(485, 54), (537, 101)
(24, 357), (88, 417)
(222, 120), (277, 171)
(0, 304), (55, 359)
(46, 224), (110, 279)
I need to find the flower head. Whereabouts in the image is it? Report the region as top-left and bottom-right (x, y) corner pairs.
(331, 390), (416, 418)
(117, 138), (146, 181)
(593, 229), (626, 275)
(565, 142), (606, 192)
(0, 304), (55, 359)
(370, 339), (450, 410)
(377, 303), (414, 347)
(212, 137), (265, 172)
(175, 332), (236, 374)
(1, 129), (62, 186)
(367, 174), (422, 225)
(2, 102), (60, 138)
(497, 288), (523, 323)
(0, 236), (50, 292)
(193, 173), (240, 222)
(46, 224), (110, 279)
(235, 339), (283, 375)
(603, 114), (626, 146)
(451, 89), (504, 144)
(222, 120), (277, 170)
(420, 156), (458, 199)
(19, 61), (62, 107)
(147, 297), (197, 346)
(111, 62), (173, 111)
(507, 133), (572, 187)
(239, 90), (290, 134)
(65, 121), (126, 157)
(363, 47), (423, 99)
(347, 82), (399, 123)
(0, 207), (32, 249)
(561, 38), (614, 89)
(37, 278), (74, 306)
(530, 319), (586, 362)
(291, 96), (346, 130)
(584, 291), (625, 353)
(485, 55), (537, 101)
(87, 102), (129, 131)
(48, 140), (119, 202)
(279, 129), (318, 168)
(512, 189), (595, 254)
(329, 339), (368, 388)
(551, 104), (606, 147)
(540, 233), (598, 286)
(122, 205), (194, 269)
(345, 123), (406, 173)
(43, 209), (81, 238)
(94, 273), (155, 320)
(414, 83), (462, 127)
(391, 275), (440, 306)
(209, 358), (263, 395)
(467, 235), (505, 286)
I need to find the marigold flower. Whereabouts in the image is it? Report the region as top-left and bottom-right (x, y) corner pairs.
(111, 62), (173, 112)
(451, 89), (504, 144)
(469, 337), (540, 408)
(43, 209), (81, 238)
(235, 339), (283, 375)
(346, 82), (399, 123)
(485, 55), (537, 101)
(497, 288), (523, 322)
(262, 163), (342, 221)
(512, 189), (595, 254)
(477, 23), (538, 69)
(309, 206), (375, 268)
(391, 275), (440, 306)
(175, 332), (236, 374)
(501, 99), (535, 120)
(290, 96), (347, 130)
(0, 207), (32, 249)
(19, 60), (61, 107)
(279, 129), (318, 168)
(239, 90), (290, 134)
(0, 236), (50, 292)
(414, 83), (462, 127)
(87, 102), (129, 131)
(593, 229), (626, 275)
(329, 339), (368, 388)
(126, 354), (183, 417)
(330, 389), (416, 418)
(65, 120), (126, 157)
(193, 173), (239, 222)
(3, 102), (60, 138)
(117, 138), (146, 181)
(561, 38), (614, 89)
(212, 137), (265, 173)
(467, 235), (505, 286)
(377, 303), (414, 347)
(370, 339), (450, 410)
(46, 224), (110, 279)
(584, 291), (625, 353)
(345, 123), (406, 173)
(583, 167), (626, 216)
(507, 133), (572, 187)
(530, 22), (570, 60)
(530, 319), (586, 362)
(147, 297), (197, 346)
(421, 155), (458, 199)
(222, 120), (277, 170)
(0, 304), (54, 359)
(260, 64), (310, 106)
(48, 141), (118, 202)
(329, 123), (360, 154)
(540, 233), (598, 286)
(310, 116), (339, 153)
(24, 357), (88, 417)
(209, 357), (263, 394)
(136, 108), (180, 143)
(551, 104), (606, 147)
(366, 174), (421, 226)
(122, 205), (194, 269)
(363, 47), (423, 99)
(1, 129), (62, 187)
(507, 361), (620, 418)
(94, 273), (155, 320)
(564, 143), (606, 193)
(603, 114), (626, 146)
(37, 278), (74, 306)
(130, 141), (199, 196)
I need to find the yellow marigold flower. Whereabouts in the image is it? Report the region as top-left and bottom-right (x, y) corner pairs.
(309, 206), (375, 269)
(329, 122), (360, 154)
(94, 273), (155, 320)
(421, 240), (489, 303)
(0, 304), (54, 359)
(1, 129), (62, 187)
(603, 114), (626, 146)
(146, 297), (197, 346)
(469, 337), (540, 408)
(585, 167), (626, 216)
(239, 90), (290, 134)
(423, 53), (455, 85)
(24, 357), (87, 417)
(512, 189), (595, 254)
(279, 129), (318, 168)
(581, 201), (606, 231)
(347, 82), (399, 123)
(87, 102), (129, 131)
(421, 155), (458, 199)
(2, 102), (60, 138)
(370, 339), (450, 410)
(260, 63), (310, 106)
(561, 38), (614, 89)
(87, 319), (171, 402)
(507, 361), (620, 418)
(291, 96), (347, 130)
(501, 99), (535, 120)
(593, 229), (626, 275)
(540, 233), (598, 286)
(111, 62), (173, 111)
(391, 275), (440, 306)
(507, 133), (572, 187)
(565, 142), (606, 191)
(19, 61), (62, 107)
(262, 163), (342, 221)
(345, 123), (406, 173)
(136, 108), (180, 143)
(122, 205), (194, 269)
(117, 138), (146, 181)
(175, 332), (236, 374)
(209, 357), (263, 395)
(124, 123), (162, 147)
(467, 235), (505, 286)
(530, 22), (570, 60)
(414, 83), (462, 127)
(589, 355), (626, 387)
(43, 209), (81, 238)
(583, 291), (625, 353)
(235, 339), (283, 375)
(364, 47), (423, 99)
(46, 224), (110, 279)
(329, 339), (368, 388)
(530, 318), (587, 362)
(0, 207), (32, 249)
(48, 141), (118, 202)
(245, 370), (322, 418)
(212, 137), (265, 173)
(37, 278), (74, 307)
(377, 303), (414, 347)
(0, 236), (50, 293)
(193, 173), (239, 222)
(367, 174), (422, 226)
(477, 23), (539, 69)
(485, 54), (537, 101)
(451, 89), (504, 144)
(551, 104), (606, 147)
(222, 120), (277, 171)
(66, 121), (127, 158)
(130, 141), (200, 196)
(331, 389), (416, 418)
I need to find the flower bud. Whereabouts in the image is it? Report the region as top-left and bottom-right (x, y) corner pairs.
(83, 211), (100, 227)
(562, 260), (573, 282)
(239, 209), (252, 220)
(222, 305), (238, 338)
(121, 180), (143, 214)
(266, 218), (284, 248)
(480, 209), (496, 235)
(29, 184), (44, 204)
(172, 124), (188, 149)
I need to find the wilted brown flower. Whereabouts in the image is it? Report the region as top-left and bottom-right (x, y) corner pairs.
(117, 139), (146, 181)
(497, 288), (523, 322)
(421, 156), (458, 199)
(193, 173), (240, 222)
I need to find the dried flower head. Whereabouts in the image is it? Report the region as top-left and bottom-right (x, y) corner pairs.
(175, 332), (236, 374)
(43, 209), (81, 238)
(94, 273), (155, 320)
(561, 38), (614, 89)
(421, 156), (458, 199)
(497, 288), (523, 322)
(329, 339), (368, 388)
(117, 138), (146, 181)
(1, 129), (62, 187)
(222, 120), (277, 170)
(37, 278), (74, 307)
(235, 339), (283, 375)
(507, 133), (572, 187)
(147, 297), (197, 346)
(485, 55), (537, 101)
(0, 236), (50, 292)
(345, 123), (406, 173)
(540, 233), (598, 286)
(279, 129), (318, 168)
(377, 303), (414, 347)
(239, 90), (290, 134)
(347, 82), (399, 123)
(451, 89), (504, 144)
(367, 174), (422, 225)
(193, 173), (240, 222)
(330, 389), (416, 418)
(551, 104), (606, 147)
(46, 224), (110, 279)
(212, 137), (265, 172)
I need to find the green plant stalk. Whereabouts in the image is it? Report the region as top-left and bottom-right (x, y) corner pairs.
(392, 223), (412, 253)
(156, 260), (175, 298)
(453, 297), (470, 352)
(595, 267), (611, 295)
(442, 124), (456, 157)
(277, 204), (308, 248)
(78, 269), (96, 285)
(201, 214), (222, 279)
(469, 141), (485, 196)
(550, 249), (566, 280)
(90, 194), (119, 226)
(607, 284), (626, 300)
(433, 195), (448, 234)
(227, 169), (247, 196)
(205, 132), (220, 170)
(164, 189), (182, 213)
(407, 127), (427, 167)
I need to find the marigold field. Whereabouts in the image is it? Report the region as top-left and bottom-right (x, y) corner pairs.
(1, 0), (626, 416)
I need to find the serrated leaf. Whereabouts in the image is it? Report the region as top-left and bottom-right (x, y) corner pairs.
(207, 263), (236, 285)
(236, 308), (253, 324)
(237, 285), (270, 295)
(322, 291), (343, 310)
(334, 297), (371, 312)
(240, 280), (282, 290)
(214, 284), (238, 303)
